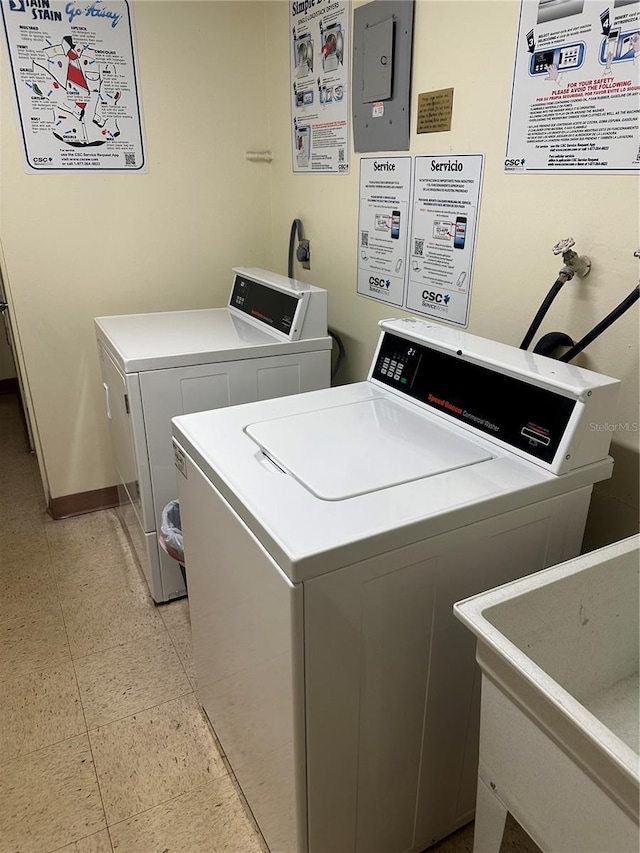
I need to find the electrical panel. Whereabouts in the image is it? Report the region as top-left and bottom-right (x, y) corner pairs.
(352, 0), (415, 152)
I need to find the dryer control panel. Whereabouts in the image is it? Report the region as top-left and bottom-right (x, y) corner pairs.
(369, 319), (620, 475)
(229, 274), (300, 337)
(227, 268), (328, 342)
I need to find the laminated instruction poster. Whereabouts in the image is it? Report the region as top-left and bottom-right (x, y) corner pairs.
(506, 0), (640, 172)
(290, 0), (350, 173)
(1, 0), (146, 172)
(406, 155), (484, 327)
(357, 156), (412, 307)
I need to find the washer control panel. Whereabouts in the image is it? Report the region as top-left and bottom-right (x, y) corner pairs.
(371, 332), (577, 465)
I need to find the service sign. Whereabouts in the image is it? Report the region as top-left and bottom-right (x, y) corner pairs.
(405, 154), (484, 328)
(356, 156), (412, 307)
(1, 0), (146, 172)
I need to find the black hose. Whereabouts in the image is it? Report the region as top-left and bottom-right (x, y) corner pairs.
(532, 331), (574, 357)
(559, 285), (640, 363)
(329, 328), (345, 381)
(520, 277), (567, 350)
(287, 217), (345, 381)
(288, 219), (303, 279)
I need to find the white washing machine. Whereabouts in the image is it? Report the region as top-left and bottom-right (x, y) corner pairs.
(95, 268), (331, 603)
(171, 317), (620, 853)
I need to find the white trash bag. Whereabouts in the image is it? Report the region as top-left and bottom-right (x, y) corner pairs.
(159, 499), (184, 564)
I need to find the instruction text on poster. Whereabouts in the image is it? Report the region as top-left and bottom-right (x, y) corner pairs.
(506, 0), (639, 172)
(290, 0), (350, 174)
(357, 157), (412, 307)
(1, 0), (146, 173)
(406, 154), (483, 327)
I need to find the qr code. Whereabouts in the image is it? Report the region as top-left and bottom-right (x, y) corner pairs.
(338, 148), (345, 162)
(361, 231), (369, 248)
(125, 153), (136, 166)
(414, 238), (424, 257)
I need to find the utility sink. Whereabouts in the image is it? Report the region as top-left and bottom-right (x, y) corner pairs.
(454, 534), (639, 853)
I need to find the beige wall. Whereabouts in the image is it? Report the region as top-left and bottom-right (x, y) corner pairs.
(1, 0), (638, 547)
(1, 1), (274, 497)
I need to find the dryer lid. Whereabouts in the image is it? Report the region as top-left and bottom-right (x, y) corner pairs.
(245, 397), (493, 500)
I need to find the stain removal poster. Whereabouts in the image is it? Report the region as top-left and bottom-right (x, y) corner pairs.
(506, 0), (639, 172)
(1, 0), (146, 172)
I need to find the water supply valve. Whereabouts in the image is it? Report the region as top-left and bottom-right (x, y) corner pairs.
(553, 238), (591, 279)
(296, 239), (311, 269)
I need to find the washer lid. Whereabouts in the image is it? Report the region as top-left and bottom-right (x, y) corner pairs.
(245, 397), (493, 500)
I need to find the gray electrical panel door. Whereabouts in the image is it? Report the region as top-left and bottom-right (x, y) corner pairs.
(362, 18), (394, 103)
(352, 0), (415, 152)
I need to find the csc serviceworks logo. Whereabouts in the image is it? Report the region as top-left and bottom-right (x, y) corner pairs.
(422, 290), (450, 305)
(369, 276), (391, 290)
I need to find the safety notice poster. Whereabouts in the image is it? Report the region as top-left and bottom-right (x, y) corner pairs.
(356, 157), (412, 307)
(405, 155), (483, 327)
(1, 0), (146, 172)
(290, 0), (350, 174)
(506, 0), (640, 172)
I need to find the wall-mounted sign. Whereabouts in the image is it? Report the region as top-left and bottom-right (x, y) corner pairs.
(356, 156), (412, 307)
(356, 154), (484, 327)
(417, 88), (454, 134)
(506, 0), (639, 173)
(405, 154), (483, 327)
(1, 0), (146, 173)
(290, 0), (350, 174)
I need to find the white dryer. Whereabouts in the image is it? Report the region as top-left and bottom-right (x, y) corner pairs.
(95, 268), (331, 603)
(172, 317), (620, 853)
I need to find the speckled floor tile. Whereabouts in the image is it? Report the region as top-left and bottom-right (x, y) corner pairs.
(0, 504), (47, 537)
(0, 492), (48, 524)
(52, 829), (113, 853)
(0, 463), (44, 500)
(46, 510), (129, 565)
(0, 561), (58, 620)
(52, 545), (144, 599)
(0, 601), (71, 679)
(500, 814), (541, 853)
(0, 662), (85, 765)
(61, 584), (165, 659)
(75, 633), (191, 729)
(0, 530), (52, 573)
(158, 597), (197, 687)
(109, 776), (265, 853)
(0, 734), (106, 853)
(89, 693), (227, 825)
(0, 490), (47, 514)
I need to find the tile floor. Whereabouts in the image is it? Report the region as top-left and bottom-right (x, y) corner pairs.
(0, 391), (540, 853)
